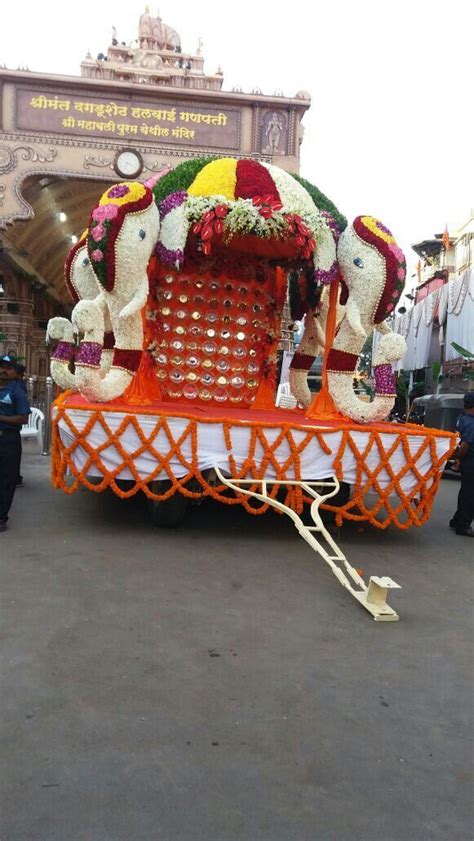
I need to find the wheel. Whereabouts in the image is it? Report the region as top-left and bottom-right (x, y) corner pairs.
(147, 480), (189, 527)
(329, 481), (351, 508)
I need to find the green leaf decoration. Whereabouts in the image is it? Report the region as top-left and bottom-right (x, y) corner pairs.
(450, 341), (474, 359)
(151, 156), (217, 204)
(290, 173), (348, 232)
(432, 361), (441, 382)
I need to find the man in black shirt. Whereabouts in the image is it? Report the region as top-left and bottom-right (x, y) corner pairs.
(450, 392), (474, 538)
(14, 362), (28, 486)
(0, 356), (30, 532)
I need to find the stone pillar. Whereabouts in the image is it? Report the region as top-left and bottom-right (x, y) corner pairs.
(0, 261), (34, 366)
(0, 259), (62, 400)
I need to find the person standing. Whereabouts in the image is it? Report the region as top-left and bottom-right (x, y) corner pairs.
(13, 362), (27, 487)
(450, 392), (474, 538)
(0, 356), (30, 533)
(14, 363), (27, 392)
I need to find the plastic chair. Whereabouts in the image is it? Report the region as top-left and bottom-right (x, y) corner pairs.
(275, 381), (297, 409)
(20, 406), (44, 452)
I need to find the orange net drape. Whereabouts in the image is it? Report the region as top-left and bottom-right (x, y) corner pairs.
(51, 393), (457, 530)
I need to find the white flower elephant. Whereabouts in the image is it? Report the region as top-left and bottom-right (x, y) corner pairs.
(46, 236), (114, 390)
(71, 182), (160, 402)
(289, 215), (407, 422)
(325, 215), (407, 423)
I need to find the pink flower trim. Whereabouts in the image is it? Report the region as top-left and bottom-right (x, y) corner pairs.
(91, 223), (106, 242)
(92, 204), (119, 222)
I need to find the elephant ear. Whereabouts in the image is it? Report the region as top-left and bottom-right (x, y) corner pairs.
(64, 238), (86, 303)
(87, 182), (154, 293)
(313, 218), (338, 286)
(352, 216), (406, 321)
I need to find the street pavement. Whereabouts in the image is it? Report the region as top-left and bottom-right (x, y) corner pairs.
(1, 448), (472, 841)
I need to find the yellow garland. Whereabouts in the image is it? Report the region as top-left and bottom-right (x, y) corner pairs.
(361, 216), (396, 245)
(188, 158), (237, 200)
(99, 182), (147, 208)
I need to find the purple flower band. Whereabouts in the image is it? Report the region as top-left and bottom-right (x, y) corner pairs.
(154, 241), (184, 267)
(108, 184), (130, 199)
(158, 190), (187, 221)
(76, 341), (103, 368)
(320, 211), (341, 243)
(52, 341), (75, 363)
(314, 261), (339, 286)
(374, 363), (396, 396)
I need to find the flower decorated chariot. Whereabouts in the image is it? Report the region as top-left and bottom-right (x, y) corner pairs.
(47, 158), (456, 621)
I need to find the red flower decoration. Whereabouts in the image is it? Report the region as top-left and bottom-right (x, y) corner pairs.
(284, 213), (316, 259)
(200, 223), (214, 241)
(235, 159), (280, 202)
(215, 204), (228, 218)
(192, 202), (229, 256)
(252, 195), (284, 218)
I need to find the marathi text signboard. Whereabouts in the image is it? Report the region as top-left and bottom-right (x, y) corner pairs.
(16, 89), (241, 149)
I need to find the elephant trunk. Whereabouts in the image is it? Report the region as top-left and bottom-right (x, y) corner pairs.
(47, 315), (116, 392)
(73, 299), (143, 402)
(47, 317), (77, 391)
(101, 329), (115, 374)
(289, 311), (325, 408)
(327, 332), (406, 423)
(288, 289), (345, 409)
(76, 351), (142, 402)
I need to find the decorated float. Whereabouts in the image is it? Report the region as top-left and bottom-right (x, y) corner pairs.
(47, 157), (457, 620)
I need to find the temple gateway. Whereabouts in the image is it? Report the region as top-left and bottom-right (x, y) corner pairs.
(0, 11), (311, 385)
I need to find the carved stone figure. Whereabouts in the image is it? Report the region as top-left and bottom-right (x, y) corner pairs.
(151, 16), (181, 50)
(138, 10), (154, 50)
(262, 111), (287, 155)
(130, 50), (163, 69)
(139, 9), (181, 52)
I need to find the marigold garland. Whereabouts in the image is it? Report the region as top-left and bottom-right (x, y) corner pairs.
(51, 394), (457, 529)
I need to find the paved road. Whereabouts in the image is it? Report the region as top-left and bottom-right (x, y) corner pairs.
(1, 449), (472, 840)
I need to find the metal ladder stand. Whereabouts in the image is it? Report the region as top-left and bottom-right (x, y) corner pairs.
(214, 467), (401, 621)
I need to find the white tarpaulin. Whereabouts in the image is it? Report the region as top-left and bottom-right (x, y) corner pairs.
(444, 270), (474, 360)
(57, 407), (453, 496)
(377, 269), (473, 371)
